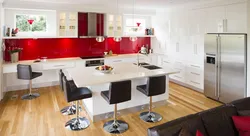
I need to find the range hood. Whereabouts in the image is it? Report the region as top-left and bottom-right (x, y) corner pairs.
(78, 12), (106, 38)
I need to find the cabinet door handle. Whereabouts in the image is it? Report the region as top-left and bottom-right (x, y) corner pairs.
(176, 42), (179, 52)
(194, 44), (198, 54)
(191, 72), (200, 76)
(191, 81), (200, 85)
(54, 65), (65, 67)
(163, 61), (170, 63)
(190, 65), (200, 68)
(113, 60), (122, 62)
(174, 75), (182, 79)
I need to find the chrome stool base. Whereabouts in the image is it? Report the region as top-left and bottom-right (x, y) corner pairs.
(103, 120), (129, 134)
(65, 117), (90, 131)
(60, 105), (76, 115)
(139, 112), (162, 123)
(21, 93), (40, 100)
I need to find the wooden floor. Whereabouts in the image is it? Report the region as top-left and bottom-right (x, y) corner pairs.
(0, 82), (221, 136)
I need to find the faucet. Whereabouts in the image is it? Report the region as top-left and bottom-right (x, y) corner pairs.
(137, 47), (148, 67)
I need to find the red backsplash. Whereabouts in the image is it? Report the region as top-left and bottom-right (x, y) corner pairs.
(4, 37), (151, 61)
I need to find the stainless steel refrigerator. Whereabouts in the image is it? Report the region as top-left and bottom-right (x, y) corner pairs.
(204, 33), (247, 103)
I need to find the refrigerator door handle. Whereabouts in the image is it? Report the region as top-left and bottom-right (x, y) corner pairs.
(217, 36), (221, 98)
(215, 36), (219, 98)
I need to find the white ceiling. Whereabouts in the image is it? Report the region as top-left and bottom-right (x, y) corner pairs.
(4, 0), (223, 9)
(2, 0), (246, 14)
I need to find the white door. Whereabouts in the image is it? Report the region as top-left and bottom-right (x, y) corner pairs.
(205, 6), (225, 33)
(225, 3), (247, 33)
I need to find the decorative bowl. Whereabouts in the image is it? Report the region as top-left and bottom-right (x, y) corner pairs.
(95, 65), (114, 74)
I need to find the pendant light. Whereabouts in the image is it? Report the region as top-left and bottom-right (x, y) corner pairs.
(113, 0), (122, 42)
(96, 36), (105, 42)
(96, 14), (105, 42)
(130, 0), (137, 42)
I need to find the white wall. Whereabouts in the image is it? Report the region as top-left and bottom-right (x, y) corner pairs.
(0, 3), (3, 100)
(4, 8), (57, 37)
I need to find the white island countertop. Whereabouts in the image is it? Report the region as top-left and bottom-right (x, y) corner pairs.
(66, 62), (178, 87)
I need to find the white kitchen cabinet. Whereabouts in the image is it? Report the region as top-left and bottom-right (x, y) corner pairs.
(204, 2), (247, 33)
(169, 61), (186, 83)
(105, 57), (136, 65)
(43, 61), (75, 70)
(57, 11), (78, 37)
(185, 64), (204, 91)
(205, 6), (225, 33)
(225, 3), (247, 33)
(106, 14), (123, 37)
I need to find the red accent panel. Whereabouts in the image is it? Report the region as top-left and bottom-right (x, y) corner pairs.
(4, 37), (151, 61)
(78, 13), (88, 36)
(232, 116), (250, 136)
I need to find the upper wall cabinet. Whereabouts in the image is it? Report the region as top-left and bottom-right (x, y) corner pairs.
(205, 2), (247, 33)
(204, 6), (226, 33)
(57, 11), (78, 37)
(225, 3), (247, 33)
(106, 14), (123, 37)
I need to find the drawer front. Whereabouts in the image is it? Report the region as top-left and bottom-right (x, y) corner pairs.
(187, 80), (203, 89)
(173, 61), (184, 70)
(186, 64), (203, 89)
(170, 68), (185, 82)
(3, 65), (17, 73)
(43, 62), (75, 70)
(186, 67), (202, 83)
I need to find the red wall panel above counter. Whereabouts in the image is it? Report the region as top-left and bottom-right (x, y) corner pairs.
(4, 37), (151, 61)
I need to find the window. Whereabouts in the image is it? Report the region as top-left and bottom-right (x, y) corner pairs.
(124, 18), (146, 35)
(16, 14), (47, 32)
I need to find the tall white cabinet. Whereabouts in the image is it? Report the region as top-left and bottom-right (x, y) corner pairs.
(152, 2), (247, 92)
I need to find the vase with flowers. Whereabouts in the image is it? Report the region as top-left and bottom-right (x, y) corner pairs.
(8, 48), (23, 63)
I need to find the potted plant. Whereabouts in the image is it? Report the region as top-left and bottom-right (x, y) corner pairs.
(8, 48), (22, 63)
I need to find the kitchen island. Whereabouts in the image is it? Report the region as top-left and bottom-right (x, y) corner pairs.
(66, 62), (178, 122)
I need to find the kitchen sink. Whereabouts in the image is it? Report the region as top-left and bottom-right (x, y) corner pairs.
(142, 65), (162, 70)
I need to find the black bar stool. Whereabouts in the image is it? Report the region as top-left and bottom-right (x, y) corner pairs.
(101, 80), (131, 134)
(136, 76), (166, 123)
(17, 64), (42, 100)
(59, 70), (77, 115)
(62, 75), (92, 131)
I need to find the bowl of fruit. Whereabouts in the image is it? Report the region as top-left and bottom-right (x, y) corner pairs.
(96, 65), (114, 74)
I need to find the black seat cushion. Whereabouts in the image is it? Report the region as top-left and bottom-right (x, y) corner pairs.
(68, 87), (92, 102)
(148, 114), (208, 136)
(137, 85), (147, 96)
(101, 91), (109, 103)
(199, 105), (238, 136)
(32, 72), (42, 79)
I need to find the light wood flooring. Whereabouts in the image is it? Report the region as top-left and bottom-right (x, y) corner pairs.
(0, 82), (222, 136)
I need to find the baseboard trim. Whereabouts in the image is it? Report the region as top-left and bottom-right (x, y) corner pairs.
(170, 79), (204, 93)
(5, 81), (59, 92)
